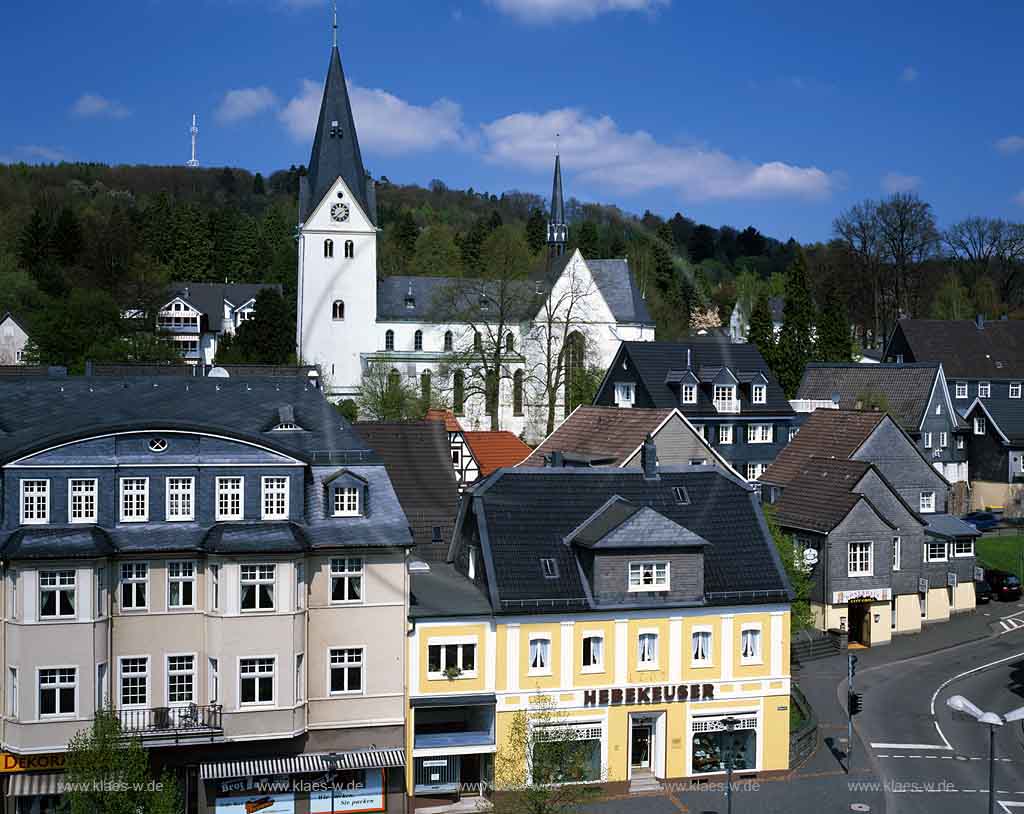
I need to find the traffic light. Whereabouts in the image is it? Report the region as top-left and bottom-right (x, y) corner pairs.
(849, 692), (863, 717)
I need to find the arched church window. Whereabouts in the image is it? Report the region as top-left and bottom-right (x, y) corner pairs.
(345, 240), (354, 259)
(324, 239), (334, 259)
(505, 332), (515, 352)
(473, 332), (482, 352)
(414, 330), (423, 351)
(388, 368), (401, 394)
(333, 300), (345, 321)
(385, 330), (395, 351)
(421, 370), (432, 404)
(453, 370), (465, 416)
(444, 331), (454, 352)
(513, 369), (524, 416)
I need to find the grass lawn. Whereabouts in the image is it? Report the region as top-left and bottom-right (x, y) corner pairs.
(976, 534), (1024, 575)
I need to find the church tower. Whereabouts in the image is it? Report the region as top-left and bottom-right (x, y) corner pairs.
(547, 153), (568, 257)
(295, 4), (379, 398)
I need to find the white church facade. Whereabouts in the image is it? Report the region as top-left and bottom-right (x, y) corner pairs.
(295, 34), (655, 441)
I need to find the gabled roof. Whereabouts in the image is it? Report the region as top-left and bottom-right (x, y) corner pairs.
(568, 498), (709, 550)
(584, 259), (653, 326)
(887, 318), (1024, 379)
(760, 409), (884, 487)
(165, 282), (281, 329)
(0, 312), (29, 336)
(462, 431), (533, 476)
(964, 397), (1024, 445)
(601, 339), (792, 415)
(773, 458), (892, 534)
(425, 409), (465, 434)
(797, 362), (941, 431)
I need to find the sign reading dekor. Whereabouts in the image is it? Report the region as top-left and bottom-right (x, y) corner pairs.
(0, 752), (67, 773)
(583, 684), (715, 707)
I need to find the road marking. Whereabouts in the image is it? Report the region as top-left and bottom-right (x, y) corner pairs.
(999, 618), (1024, 633)
(870, 742), (952, 750)
(1001, 608), (1024, 621)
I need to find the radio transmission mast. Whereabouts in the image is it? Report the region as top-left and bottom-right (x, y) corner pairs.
(186, 113), (200, 168)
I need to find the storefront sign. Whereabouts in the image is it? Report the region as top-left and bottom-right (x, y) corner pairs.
(0, 752), (66, 773)
(583, 684), (714, 707)
(214, 792), (295, 814)
(309, 769), (384, 814)
(832, 588), (891, 604)
(218, 776), (291, 795)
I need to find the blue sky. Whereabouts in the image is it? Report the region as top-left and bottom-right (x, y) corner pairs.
(2, 0), (1023, 242)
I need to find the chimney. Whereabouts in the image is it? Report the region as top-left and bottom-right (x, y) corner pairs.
(549, 451), (564, 468)
(976, 314), (985, 330)
(641, 434), (659, 481)
(686, 347), (692, 370)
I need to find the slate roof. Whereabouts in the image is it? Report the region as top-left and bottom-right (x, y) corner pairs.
(925, 514), (982, 540)
(462, 431), (532, 476)
(797, 362), (942, 431)
(167, 282), (281, 329)
(772, 459), (879, 533)
(550, 154), (565, 225)
(585, 260), (653, 325)
(3, 527), (116, 561)
(569, 499), (710, 550)
(204, 522), (307, 554)
(464, 466), (791, 612)
(354, 421), (460, 560)
(410, 562), (493, 619)
(887, 318), (1024, 379)
(0, 377), (370, 465)
(966, 398), (1024, 445)
(522, 407), (674, 467)
(759, 410), (884, 487)
(604, 339), (793, 415)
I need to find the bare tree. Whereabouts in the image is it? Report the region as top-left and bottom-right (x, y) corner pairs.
(833, 201), (886, 346)
(944, 217), (1024, 307)
(875, 193), (940, 318)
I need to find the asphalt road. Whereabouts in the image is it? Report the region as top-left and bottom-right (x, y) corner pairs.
(854, 611), (1024, 814)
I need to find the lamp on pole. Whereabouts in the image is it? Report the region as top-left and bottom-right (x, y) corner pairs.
(323, 752), (340, 814)
(721, 715), (740, 814)
(946, 695), (1024, 814)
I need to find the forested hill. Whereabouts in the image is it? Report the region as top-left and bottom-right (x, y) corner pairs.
(0, 161), (799, 368)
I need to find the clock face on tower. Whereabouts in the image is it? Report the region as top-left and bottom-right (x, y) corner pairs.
(330, 203), (350, 222)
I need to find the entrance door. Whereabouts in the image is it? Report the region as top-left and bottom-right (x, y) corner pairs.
(847, 602), (868, 645)
(461, 754), (482, 796)
(631, 723), (652, 769)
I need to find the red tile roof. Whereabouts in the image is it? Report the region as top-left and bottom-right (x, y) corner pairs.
(425, 409), (464, 434)
(463, 431), (533, 476)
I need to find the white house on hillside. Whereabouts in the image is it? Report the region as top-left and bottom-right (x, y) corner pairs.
(0, 313), (29, 365)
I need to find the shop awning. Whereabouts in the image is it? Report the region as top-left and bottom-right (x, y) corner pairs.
(7, 772), (63, 797)
(410, 693), (496, 708)
(199, 748), (405, 781)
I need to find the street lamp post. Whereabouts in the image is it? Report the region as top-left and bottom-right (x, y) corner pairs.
(323, 752), (340, 814)
(946, 695), (1024, 814)
(721, 715), (740, 814)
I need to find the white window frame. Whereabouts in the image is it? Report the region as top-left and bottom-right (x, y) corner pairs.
(974, 417), (986, 436)
(691, 626), (713, 667)
(920, 491), (936, 514)
(628, 561), (670, 592)
(333, 486), (361, 517)
(261, 476), (289, 521)
(166, 653), (196, 706)
(752, 383), (767, 405)
(209, 564), (220, 612)
(979, 381), (991, 398)
(923, 432), (932, 449)
(1012, 383), (1023, 400)
(747, 424), (773, 444)
(614, 382), (636, 408)
(925, 541), (947, 563)
(940, 432), (948, 448)
(240, 564), (276, 612)
(119, 656), (149, 708)
(120, 562), (148, 611)
(713, 384), (736, 404)
(935, 403), (942, 415)
(955, 381), (968, 399)
(581, 633), (604, 673)
(208, 657), (219, 704)
(957, 435), (965, 450)
(328, 647), (365, 696)
(847, 541), (873, 577)
(739, 624), (763, 665)
(330, 557), (363, 604)
(426, 638), (479, 680)
(38, 666), (77, 718)
(96, 662), (108, 709)
(68, 479), (97, 524)
(718, 425), (734, 445)
(681, 383), (697, 404)
(295, 562), (305, 611)
(953, 540), (974, 558)
(39, 570), (76, 619)
(7, 667), (17, 718)
(528, 635), (552, 676)
(746, 463), (767, 481)
(637, 630), (659, 670)
(295, 653), (304, 703)
(238, 656), (276, 707)
(215, 477), (244, 521)
(119, 477), (149, 523)
(20, 479), (49, 525)
(165, 477), (195, 522)
(167, 561), (196, 609)
(892, 536), (901, 572)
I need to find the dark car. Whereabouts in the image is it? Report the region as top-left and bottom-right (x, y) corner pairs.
(975, 580), (993, 604)
(962, 511), (1001, 532)
(984, 569), (1022, 601)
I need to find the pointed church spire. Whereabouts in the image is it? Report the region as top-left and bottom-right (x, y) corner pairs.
(299, 12), (374, 224)
(547, 147), (568, 256)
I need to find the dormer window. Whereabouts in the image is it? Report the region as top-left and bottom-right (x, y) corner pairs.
(628, 561), (669, 592)
(752, 383), (767, 404)
(681, 383), (697, 404)
(272, 423), (301, 431)
(333, 487), (361, 517)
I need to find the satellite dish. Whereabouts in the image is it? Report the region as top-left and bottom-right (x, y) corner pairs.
(802, 548), (819, 567)
(208, 367), (230, 379)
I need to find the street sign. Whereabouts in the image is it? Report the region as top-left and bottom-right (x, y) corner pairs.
(919, 578), (929, 594)
(947, 572), (958, 588)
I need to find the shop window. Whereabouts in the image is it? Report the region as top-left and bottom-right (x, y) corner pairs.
(691, 716), (757, 774)
(532, 724), (603, 783)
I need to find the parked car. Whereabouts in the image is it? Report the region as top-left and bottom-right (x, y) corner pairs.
(962, 511), (1001, 532)
(975, 580), (993, 604)
(984, 569), (1022, 601)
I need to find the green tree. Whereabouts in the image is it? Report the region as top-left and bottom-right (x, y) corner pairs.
(252, 172), (266, 195)
(747, 294), (776, 363)
(392, 210), (420, 263)
(62, 709), (180, 814)
(357, 362), (424, 421)
(575, 221), (601, 258)
(410, 224), (462, 277)
(774, 249), (816, 397)
(816, 288), (851, 362)
(171, 203), (213, 281)
(24, 289), (122, 371)
(687, 224), (716, 264)
(525, 209), (547, 255)
(973, 276), (1001, 318)
(217, 288), (294, 364)
(763, 509), (812, 634)
(931, 271), (971, 320)
(53, 205), (85, 267)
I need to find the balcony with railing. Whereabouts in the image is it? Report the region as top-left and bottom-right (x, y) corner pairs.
(117, 704), (223, 743)
(713, 398), (741, 414)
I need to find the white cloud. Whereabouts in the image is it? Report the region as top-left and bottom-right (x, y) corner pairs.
(17, 145), (70, 162)
(996, 135), (1024, 156)
(487, 0), (669, 22)
(71, 93), (130, 119)
(901, 66), (918, 82)
(480, 108), (834, 201)
(216, 87), (278, 124)
(881, 172), (921, 194)
(280, 79), (468, 155)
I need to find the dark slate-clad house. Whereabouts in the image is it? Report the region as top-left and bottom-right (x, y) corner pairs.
(762, 409), (978, 645)
(593, 339), (796, 481)
(962, 398), (1024, 511)
(404, 440), (794, 803)
(0, 376), (412, 813)
(796, 362), (968, 483)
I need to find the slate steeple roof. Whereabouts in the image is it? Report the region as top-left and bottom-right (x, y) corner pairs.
(550, 153), (565, 225)
(300, 44), (374, 224)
